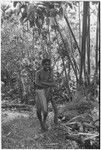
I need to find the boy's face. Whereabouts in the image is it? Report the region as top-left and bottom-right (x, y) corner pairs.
(43, 61), (51, 71)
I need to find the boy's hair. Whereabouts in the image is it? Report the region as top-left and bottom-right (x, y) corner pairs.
(42, 58), (51, 66)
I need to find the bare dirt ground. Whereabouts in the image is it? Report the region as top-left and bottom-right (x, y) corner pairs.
(2, 107), (72, 149)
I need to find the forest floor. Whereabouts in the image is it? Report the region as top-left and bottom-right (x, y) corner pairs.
(2, 105), (74, 149)
(2, 97), (99, 149)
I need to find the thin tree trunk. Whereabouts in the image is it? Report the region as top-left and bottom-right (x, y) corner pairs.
(55, 31), (71, 97)
(87, 2), (90, 85)
(64, 15), (81, 55)
(79, 2), (89, 84)
(79, 2), (81, 48)
(67, 59), (70, 81)
(68, 26), (79, 75)
(62, 57), (71, 96)
(32, 28), (36, 75)
(95, 2), (100, 77)
(54, 17), (78, 82)
(47, 17), (52, 58)
(67, 25), (79, 84)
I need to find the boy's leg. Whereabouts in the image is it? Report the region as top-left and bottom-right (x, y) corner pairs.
(43, 111), (48, 130)
(41, 90), (48, 130)
(46, 88), (58, 124)
(36, 110), (46, 130)
(36, 90), (48, 131)
(35, 91), (43, 129)
(51, 98), (58, 124)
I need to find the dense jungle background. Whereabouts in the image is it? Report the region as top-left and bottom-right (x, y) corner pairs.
(1, 1), (100, 149)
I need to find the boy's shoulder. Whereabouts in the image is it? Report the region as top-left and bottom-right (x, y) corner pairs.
(36, 68), (43, 74)
(36, 68), (53, 74)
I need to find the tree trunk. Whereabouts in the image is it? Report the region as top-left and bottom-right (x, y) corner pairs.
(62, 57), (71, 96)
(79, 2), (81, 48)
(94, 2), (100, 78)
(87, 2), (90, 85)
(64, 15), (81, 55)
(47, 17), (52, 58)
(79, 2), (89, 84)
(67, 59), (70, 81)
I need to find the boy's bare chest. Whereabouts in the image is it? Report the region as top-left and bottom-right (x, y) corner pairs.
(40, 71), (50, 81)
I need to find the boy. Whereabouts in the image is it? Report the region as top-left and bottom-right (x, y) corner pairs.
(35, 58), (58, 131)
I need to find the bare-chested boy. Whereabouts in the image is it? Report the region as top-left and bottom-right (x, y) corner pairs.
(35, 58), (58, 131)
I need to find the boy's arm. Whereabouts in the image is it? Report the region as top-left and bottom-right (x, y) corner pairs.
(41, 81), (56, 87)
(41, 71), (56, 87)
(35, 71), (48, 88)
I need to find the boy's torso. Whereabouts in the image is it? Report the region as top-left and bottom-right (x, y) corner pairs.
(36, 69), (53, 99)
(38, 69), (52, 82)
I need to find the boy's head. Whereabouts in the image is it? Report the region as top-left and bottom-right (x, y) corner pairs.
(42, 58), (51, 71)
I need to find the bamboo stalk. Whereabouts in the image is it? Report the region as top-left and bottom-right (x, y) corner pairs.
(54, 17), (78, 81)
(64, 15), (81, 55)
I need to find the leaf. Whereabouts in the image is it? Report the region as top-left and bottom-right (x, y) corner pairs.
(13, 2), (19, 7)
(67, 2), (73, 9)
(20, 4), (27, 9)
(20, 10), (27, 23)
(1, 5), (10, 12)
(41, 1), (54, 9)
(58, 7), (63, 16)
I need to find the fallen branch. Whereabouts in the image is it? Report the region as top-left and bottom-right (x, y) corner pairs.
(66, 114), (84, 123)
(83, 122), (95, 129)
(65, 121), (77, 125)
(71, 132), (99, 137)
(65, 132), (99, 148)
(84, 134), (99, 141)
